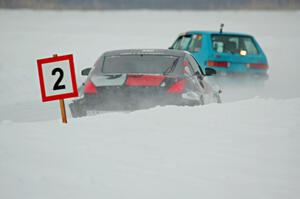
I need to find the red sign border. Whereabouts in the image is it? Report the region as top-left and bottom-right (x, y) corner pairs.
(37, 54), (78, 102)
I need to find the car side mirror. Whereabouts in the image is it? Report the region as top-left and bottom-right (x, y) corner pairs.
(205, 68), (216, 76)
(168, 46), (173, 49)
(81, 68), (92, 76)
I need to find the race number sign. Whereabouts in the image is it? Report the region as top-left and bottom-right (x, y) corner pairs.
(37, 54), (78, 102)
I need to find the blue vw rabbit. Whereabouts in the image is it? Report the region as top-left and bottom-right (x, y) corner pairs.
(170, 28), (269, 80)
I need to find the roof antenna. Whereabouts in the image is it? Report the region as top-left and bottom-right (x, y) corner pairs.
(220, 23), (224, 34)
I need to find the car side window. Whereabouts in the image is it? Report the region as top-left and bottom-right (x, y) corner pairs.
(243, 38), (258, 55)
(182, 56), (194, 75)
(186, 55), (205, 88)
(187, 55), (204, 76)
(188, 34), (202, 52)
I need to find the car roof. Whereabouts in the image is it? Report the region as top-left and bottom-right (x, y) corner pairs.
(180, 30), (253, 37)
(103, 49), (188, 57)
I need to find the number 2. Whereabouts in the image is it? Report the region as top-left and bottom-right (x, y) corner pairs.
(52, 68), (66, 90)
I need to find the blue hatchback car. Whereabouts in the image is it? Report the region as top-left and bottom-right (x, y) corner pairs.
(169, 30), (269, 79)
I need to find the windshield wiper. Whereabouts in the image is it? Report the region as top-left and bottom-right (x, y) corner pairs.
(163, 58), (179, 75)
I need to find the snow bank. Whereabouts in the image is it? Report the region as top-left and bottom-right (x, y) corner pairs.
(1, 98), (300, 199)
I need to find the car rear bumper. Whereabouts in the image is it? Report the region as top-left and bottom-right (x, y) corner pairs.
(69, 93), (201, 117)
(208, 64), (268, 72)
(215, 71), (268, 79)
(207, 67), (268, 79)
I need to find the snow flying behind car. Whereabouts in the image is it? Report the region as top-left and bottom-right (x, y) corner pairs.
(69, 49), (221, 117)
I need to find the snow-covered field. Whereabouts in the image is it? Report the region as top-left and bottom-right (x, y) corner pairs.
(0, 10), (300, 199)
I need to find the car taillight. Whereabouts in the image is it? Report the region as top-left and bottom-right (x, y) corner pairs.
(182, 60), (189, 67)
(247, 63), (269, 69)
(207, 60), (229, 68)
(167, 79), (186, 93)
(84, 80), (97, 94)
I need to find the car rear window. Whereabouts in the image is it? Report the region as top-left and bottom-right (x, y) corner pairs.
(101, 55), (179, 74)
(211, 35), (259, 55)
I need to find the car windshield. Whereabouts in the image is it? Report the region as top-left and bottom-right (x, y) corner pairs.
(211, 35), (259, 55)
(172, 34), (202, 52)
(102, 55), (179, 74)
(172, 35), (192, 50)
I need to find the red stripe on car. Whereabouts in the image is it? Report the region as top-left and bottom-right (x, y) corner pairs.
(207, 60), (229, 68)
(248, 63), (269, 69)
(126, 75), (165, 86)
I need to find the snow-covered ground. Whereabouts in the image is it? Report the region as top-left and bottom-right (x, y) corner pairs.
(0, 10), (300, 199)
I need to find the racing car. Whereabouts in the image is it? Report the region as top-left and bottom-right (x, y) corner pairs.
(69, 49), (221, 117)
(169, 25), (269, 79)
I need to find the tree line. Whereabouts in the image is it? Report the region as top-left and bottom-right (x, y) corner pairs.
(1, 0), (299, 9)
